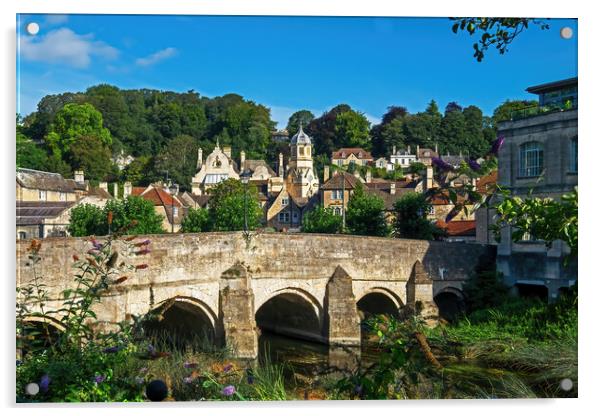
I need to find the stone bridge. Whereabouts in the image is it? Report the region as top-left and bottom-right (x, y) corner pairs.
(16, 232), (495, 358)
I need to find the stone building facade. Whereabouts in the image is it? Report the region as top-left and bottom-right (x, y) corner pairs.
(495, 77), (578, 300)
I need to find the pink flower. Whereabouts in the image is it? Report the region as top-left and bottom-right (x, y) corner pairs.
(222, 385), (236, 396)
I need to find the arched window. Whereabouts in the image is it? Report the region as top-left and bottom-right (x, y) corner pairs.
(519, 142), (544, 177)
(569, 137), (578, 173)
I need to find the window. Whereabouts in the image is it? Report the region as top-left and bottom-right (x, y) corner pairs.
(59, 192), (66, 201)
(281, 197), (289, 206)
(173, 207), (179, 217)
(18, 231), (27, 240)
(569, 137), (578, 173)
(428, 206), (435, 215)
(38, 190), (46, 201)
(519, 142), (544, 177)
(292, 211), (299, 223)
(334, 207), (342, 216)
(337, 160), (343, 166)
(278, 212), (290, 222)
(332, 190), (343, 200)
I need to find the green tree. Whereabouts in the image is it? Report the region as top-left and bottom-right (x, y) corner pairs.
(439, 103), (467, 155)
(153, 134), (200, 192)
(208, 179), (262, 231)
(306, 104), (352, 156)
(68, 203), (107, 237)
(286, 110), (315, 134)
(462, 105), (488, 156)
(45, 103), (112, 157)
(335, 110), (371, 150)
(302, 206), (343, 234)
(16, 132), (47, 170)
(346, 185), (390, 237)
(393, 192), (438, 240)
(103, 196), (165, 235)
(123, 155), (153, 185)
(492, 100), (538, 126)
(67, 135), (114, 181)
(180, 207), (210, 233)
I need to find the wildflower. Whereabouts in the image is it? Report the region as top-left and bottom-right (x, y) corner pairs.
(183, 376), (193, 384)
(125, 235), (138, 241)
(431, 157), (453, 171)
(135, 264), (149, 270)
(223, 363), (233, 373)
(246, 369), (254, 385)
(72, 254), (79, 262)
(39, 374), (50, 393)
(107, 211), (113, 225)
(94, 375), (106, 384)
(28, 239), (42, 253)
(86, 257), (99, 268)
(221, 385), (236, 396)
(134, 239), (151, 247)
(183, 362), (198, 369)
(490, 135), (505, 155)
(147, 345), (156, 355)
(90, 238), (103, 250)
(468, 158), (481, 172)
(135, 248), (151, 256)
(113, 276), (128, 284)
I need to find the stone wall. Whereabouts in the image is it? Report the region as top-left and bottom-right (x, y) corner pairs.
(17, 232), (495, 357)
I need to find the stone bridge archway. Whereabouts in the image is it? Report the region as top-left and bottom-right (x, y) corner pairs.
(434, 287), (467, 322)
(356, 287), (403, 319)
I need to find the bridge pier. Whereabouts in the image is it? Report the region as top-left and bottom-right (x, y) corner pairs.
(219, 262), (258, 359)
(324, 266), (362, 347)
(405, 260), (439, 324)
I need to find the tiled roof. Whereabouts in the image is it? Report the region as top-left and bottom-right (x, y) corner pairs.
(16, 168), (77, 193)
(366, 188), (414, 210)
(417, 148), (438, 158)
(332, 148), (373, 160)
(87, 187), (113, 199)
(322, 171), (363, 190)
(365, 179), (418, 191)
(441, 155), (466, 167)
(435, 220), (476, 237)
(429, 191), (468, 206)
(133, 185), (182, 208)
(243, 160), (277, 177)
(16, 201), (76, 225)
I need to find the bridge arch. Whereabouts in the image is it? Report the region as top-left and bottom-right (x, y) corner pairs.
(144, 296), (218, 349)
(434, 287), (467, 321)
(255, 287), (324, 343)
(355, 287), (403, 319)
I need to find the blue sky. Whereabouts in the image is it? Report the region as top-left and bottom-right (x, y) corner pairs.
(17, 14), (577, 128)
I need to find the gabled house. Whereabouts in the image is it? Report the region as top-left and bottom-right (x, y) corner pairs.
(331, 148), (373, 168)
(130, 184), (185, 233)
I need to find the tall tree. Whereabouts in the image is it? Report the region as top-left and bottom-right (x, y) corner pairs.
(462, 105), (487, 156)
(16, 132), (47, 170)
(334, 110), (371, 150)
(439, 103), (467, 155)
(67, 135), (114, 181)
(346, 185), (390, 237)
(286, 110), (315, 135)
(153, 134), (200, 191)
(180, 207), (211, 233)
(208, 178), (262, 231)
(306, 104), (352, 156)
(302, 206), (343, 234)
(393, 193), (439, 240)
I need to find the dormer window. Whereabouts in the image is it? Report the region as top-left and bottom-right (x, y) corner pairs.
(282, 197), (289, 206)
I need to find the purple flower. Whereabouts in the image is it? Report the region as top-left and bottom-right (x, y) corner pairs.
(221, 385), (236, 396)
(39, 374), (50, 393)
(103, 346), (121, 353)
(135, 248), (151, 256)
(490, 136), (505, 155)
(147, 344), (156, 354)
(90, 239), (103, 250)
(223, 364), (233, 373)
(183, 376), (194, 384)
(94, 375), (106, 384)
(468, 158), (481, 172)
(431, 157), (453, 171)
(183, 361), (198, 369)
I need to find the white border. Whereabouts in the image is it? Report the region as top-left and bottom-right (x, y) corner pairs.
(2, 1), (600, 415)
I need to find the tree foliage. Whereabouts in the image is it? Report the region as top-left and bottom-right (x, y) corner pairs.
(451, 18), (550, 62)
(286, 110), (315, 134)
(207, 179), (262, 231)
(301, 205), (342, 234)
(346, 185), (389, 237)
(180, 207), (211, 233)
(67, 135), (113, 181)
(393, 193), (438, 240)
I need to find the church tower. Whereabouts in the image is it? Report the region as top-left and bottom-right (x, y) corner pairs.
(285, 124), (319, 199)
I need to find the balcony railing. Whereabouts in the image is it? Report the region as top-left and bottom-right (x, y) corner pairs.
(509, 100), (577, 121)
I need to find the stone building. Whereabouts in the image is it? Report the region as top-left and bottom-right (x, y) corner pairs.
(416, 145), (439, 166)
(495, 77), (577, 301)
(131, 184), (185, 233)
(16, 168), (112, 239)
(388, 145), (417, 170)
(331, 147), (373, 168)
(191, 142), (240, 195)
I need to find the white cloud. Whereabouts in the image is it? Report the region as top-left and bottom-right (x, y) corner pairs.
(44, 15), (69, 25)
(19, 28), (119, 68)
(135, 47), (177, 67)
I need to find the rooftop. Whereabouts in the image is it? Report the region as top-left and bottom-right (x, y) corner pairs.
(526, 77), (578, 95)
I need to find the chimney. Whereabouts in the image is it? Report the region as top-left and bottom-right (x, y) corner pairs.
(279, 152), (284, 177)
(124, 181), (132, 198)
(392, 145), (397, 155)
(426, 166), (434, 189)
(197, 148), (203, 169)
(366, 169), (372, 183)
(416, 145), (420, 157)
(240, 150), (246, 167)
(324, 165), (330, 182)
(99, 182), (108, 192)
(390, 182), (396, 195)
(435, 143), (439, 154)
(74, 170), (85, 183)
(223, 146), (232, 159)
(407, 145), (411, 154)
(112, 182), (118, 198)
